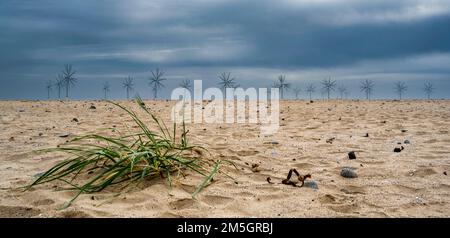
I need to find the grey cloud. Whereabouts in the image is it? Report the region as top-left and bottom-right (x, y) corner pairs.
(0, 0), (449, 99)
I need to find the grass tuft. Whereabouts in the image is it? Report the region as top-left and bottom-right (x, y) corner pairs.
(26, 97), (231, 208)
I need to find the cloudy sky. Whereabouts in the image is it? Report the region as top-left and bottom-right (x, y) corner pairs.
(1, 0), (450, 99)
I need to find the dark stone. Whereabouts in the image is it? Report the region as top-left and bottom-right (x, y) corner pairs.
(444, 171), (447, 176)
(303, 180), (319, 189)
(72, 118), (79, 122)
(58, 133), (71, 138)
(89, 105), (96, 110)
(404, 140), (410, 144)
(394, 147), (402, 153)
(38, 133), (43, 136)
(340, 168), (358, 178)
(401, 129), (408, 133)
(348, 151), (356, 160)
(363, 133), (369, 137)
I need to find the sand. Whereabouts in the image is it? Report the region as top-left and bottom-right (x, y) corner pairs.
(0, 99), (449, 218)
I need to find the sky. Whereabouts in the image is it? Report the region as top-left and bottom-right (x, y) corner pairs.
(1, 0), (450, 100)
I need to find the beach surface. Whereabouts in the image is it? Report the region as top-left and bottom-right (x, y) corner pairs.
(0, 100), (449, 217)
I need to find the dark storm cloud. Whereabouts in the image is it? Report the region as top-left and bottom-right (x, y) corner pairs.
(1, 0), (450, 99)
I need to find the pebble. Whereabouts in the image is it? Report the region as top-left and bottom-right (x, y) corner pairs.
(401, 129), (408, 133)
(34, 172), (45, 178)
(303, 180), (319, 189)
(404, 140), (410, 144)
(89, 105), (96, 110)
(340, 168), (358, 178)
(363, 133), (369, 137)
(444, 171), (447, 176)
(348, 151), (356, 160)
(72, 118), (79, 122)
(394, 147), (402, 153)
(58, 133), (71, 138)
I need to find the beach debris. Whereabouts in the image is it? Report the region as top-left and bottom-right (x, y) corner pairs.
(404, 140), (410, 144)
(281, 168), (311, 187)
(340, 168), (358, 178)
(251, 163), (260, 172)
(393, 147), (402, 153)
(266, 177), (273, 184)
(72, 118), (79, 122)
(264, 141), (279, 145)
(415, 196), (425, 205)
(303, 180), (318, 189)
(348, 151), (356, 160)
(58, 133), (71, 138)
(326, 137), (335, 144)
(89, 105), (96, 110)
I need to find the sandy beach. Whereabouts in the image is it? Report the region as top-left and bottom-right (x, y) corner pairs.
(0, 99), (449, 218)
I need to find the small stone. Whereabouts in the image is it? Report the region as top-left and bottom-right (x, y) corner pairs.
(58, 133), (71, 138)
(340, 168), (358, 178)
(18, 109), (25, 112)
(394, 147), (402, 153)
(72, 118), (79, 122)
(8, 137), (14, 142)
(348, 151), (356, 160)
(38, 133), (43, 136)
(444, 171), (447, 176)
(89, 105), (96, 110)
(404, 140), (410, 144)
(303, 180), (318, 189)
(401, 129), (408, 133)
(363, 133), (369, 137)
(34, 172), (45, 178)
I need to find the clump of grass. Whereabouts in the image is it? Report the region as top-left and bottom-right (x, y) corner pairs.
(26, 97), (229, 209)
